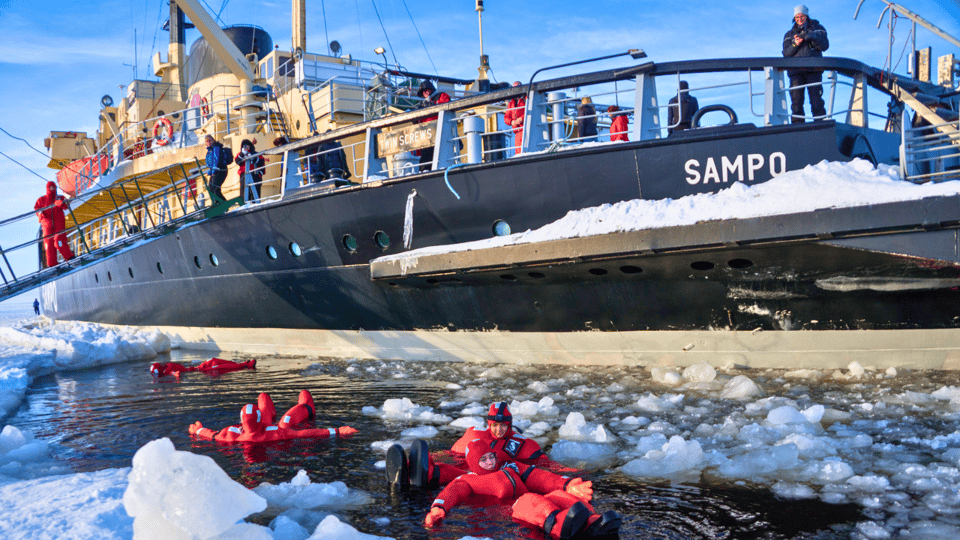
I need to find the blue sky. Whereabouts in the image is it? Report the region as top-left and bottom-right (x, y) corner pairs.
(0, 0), (958, 302)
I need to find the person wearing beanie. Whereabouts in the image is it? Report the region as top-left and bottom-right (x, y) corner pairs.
(782, 4), (830, 122)
(423, 439), (621, 539)
(386, 401), (573, 489)
(414, 79), (451, 171)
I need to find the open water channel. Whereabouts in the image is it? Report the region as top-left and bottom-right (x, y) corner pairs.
(2, 349), (879, 540)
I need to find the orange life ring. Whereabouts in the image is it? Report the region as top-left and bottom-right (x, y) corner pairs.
(153, 117), (173, 146)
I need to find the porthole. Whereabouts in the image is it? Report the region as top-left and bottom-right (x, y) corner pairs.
(128, 267), (134, 278)
(374, 231), (390, 250)
(289, 242), (302, 257)
(296, 119), (301, 130)
(492, 220), (512, 237)
(620, 265), (642, 274)
(157, 262), (163, 274)
(589, 268), (608, 276)
(107, 271), (112, 281)
(157, 110), (166, 117)
(528, 272), (546, 279)
(728, 258), (754, 269)
(500, 274), (517, 281)
(209, 254), (219, 266)
(266, 246), (278, 260)
(194, 256), (202, 269)
(342, 235), (358, 253)
(171, 112), (180, 119)
(691, 261), (715, 271)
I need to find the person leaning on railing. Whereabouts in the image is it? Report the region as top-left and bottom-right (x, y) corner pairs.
(204, 135), (229, 202)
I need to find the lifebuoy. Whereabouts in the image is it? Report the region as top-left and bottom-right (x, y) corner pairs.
(153, 117), (173, 146)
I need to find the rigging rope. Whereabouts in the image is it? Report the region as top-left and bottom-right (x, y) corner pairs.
(401, 0), (438, 76)
(321, 0), (330, 54)
(371, 0), (399, 67)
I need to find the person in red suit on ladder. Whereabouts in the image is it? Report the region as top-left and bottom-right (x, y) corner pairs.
(34, 181), (75, 268)
(423, 439), (621, 539)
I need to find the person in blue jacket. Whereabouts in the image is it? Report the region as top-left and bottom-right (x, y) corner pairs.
(782, 5), (829, 123)
(204, 135), (229, 201)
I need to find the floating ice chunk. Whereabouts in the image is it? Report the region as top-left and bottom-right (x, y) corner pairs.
(777, 434), (836, 459)
(796, 459), (855, 484)
(523, 421), (552, 437)
(682, 363), (716, 383)
(720, 375), (761, 399)
(847, 475), (890, 492)
(715, 443), (799, 479)
(771, 481), (816, 499)
(620, 435), (705, 481)
(270, 515), (310, 540)
(123, 438), (266, 540)
(635, 392), (682, 412)
(783, 369), (823, 380)
(932, 386), (960, 401)
(766, 406), (807, 425)
(306, 515), (393, 539)
(650, 367), (682, 386)
(550, 441), (619, 470)
(401, 426), (439, 439)
(558, 412), (615, 443)
(254, 471), (372, 510)
(898, 520), (960, 539)
(508, 397), (559, 418)
(362, 398), (452, 424)
(856, 521), (892, 539)
(449, 416), (485, 430)
(528, 381), (551, 393)
(885, 367), (897, 378)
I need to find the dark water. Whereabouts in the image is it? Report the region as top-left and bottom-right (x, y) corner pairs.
(5, 352), (862, 539)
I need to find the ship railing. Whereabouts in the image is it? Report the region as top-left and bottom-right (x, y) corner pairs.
(290, 138), (365, 186)
(267, 57), (953, 188)
(0, 160), (224, 299)
(901, 114), (960, 184)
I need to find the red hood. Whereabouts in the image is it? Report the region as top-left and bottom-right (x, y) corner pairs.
(465, 439), (499, 475)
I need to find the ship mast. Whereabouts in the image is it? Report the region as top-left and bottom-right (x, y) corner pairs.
(476, 0), (489, 81)
(167, 1), (187, 101)
(292, 0), (306, 60)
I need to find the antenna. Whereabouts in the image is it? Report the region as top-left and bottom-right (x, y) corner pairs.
(476, 0), (488, 80)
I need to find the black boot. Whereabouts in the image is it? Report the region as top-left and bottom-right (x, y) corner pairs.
(583, 510), (621, 537)
(408, 439), (430, 487)
(385, 444), (409, 486)
(559, 501), (591, 540)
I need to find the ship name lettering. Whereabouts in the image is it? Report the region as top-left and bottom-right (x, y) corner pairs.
(684, 152), (787, 185)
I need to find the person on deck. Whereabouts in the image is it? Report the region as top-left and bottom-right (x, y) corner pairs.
(204, 135), (229, 201)
(188, 402), (356, 443)
(234, 139), (264, 201)
(504, 81), (526, 154)
(34, 181), (75, 268)
(607, 105), (629, 142)
(667, 81), (699, 134)
(33, 299), (39, 316)
(415, 80), (451, 171)
(782, 4), (829, 123)
(149, 358), (256, 378)
(387, 401), (571, 488)
(423, 439), (621, 539)
(576, 97), (598, 142)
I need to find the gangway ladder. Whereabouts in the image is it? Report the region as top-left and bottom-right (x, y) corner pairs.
(262, 93), (292, 140)
(888, 78), (960, 184)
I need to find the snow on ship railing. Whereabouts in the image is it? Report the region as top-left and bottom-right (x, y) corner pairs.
(270, 56), (959, 186)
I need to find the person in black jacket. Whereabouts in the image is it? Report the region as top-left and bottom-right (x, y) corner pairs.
(668, 81), (699, 134)
(782, 5), (829, 123)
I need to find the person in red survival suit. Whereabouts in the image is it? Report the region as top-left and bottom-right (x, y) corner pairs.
(387, 401), (571, 489)
(503, 81), (526, 154)
(423, 439), (621, 539)
(149, 358), (256, 378)
(34, 181), (75, 268)
(259, 389), (316, 429)
(188, 402), (357, 443)
(414, 80), (451, 172)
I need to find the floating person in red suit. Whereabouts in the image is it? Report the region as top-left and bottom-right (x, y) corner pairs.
(149, 358), (256, 378)
(34, 181), (75, 268)
(387, 401), (573, 488)
(423, 439), (621, 539)
(188, 402), (356, 443)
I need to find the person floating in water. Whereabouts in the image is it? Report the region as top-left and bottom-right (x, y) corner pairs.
(387, 401), (574, 488)
(149, 358), (256, 378)
(188, 401), (357, 443)
(423, 439), (621, 539)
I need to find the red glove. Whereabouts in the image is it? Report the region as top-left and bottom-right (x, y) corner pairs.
(424, 507), (446, 527)
(54, 199), (64, 208)
(565, 478), (593, 501)
(337, 426), (358, 437)
(188, 422), (203, 436)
